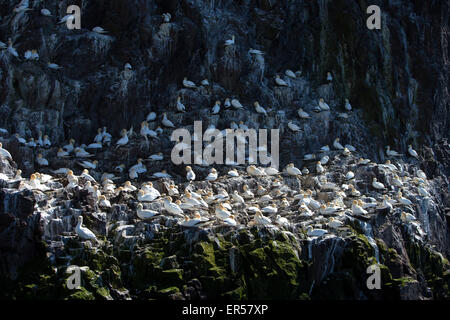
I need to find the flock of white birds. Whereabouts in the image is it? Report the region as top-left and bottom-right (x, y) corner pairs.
(0, 0), (428, 244)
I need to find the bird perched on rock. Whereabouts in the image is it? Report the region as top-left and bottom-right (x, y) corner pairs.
(408, 145), (419, 159)
(183, 77), (196, 89)
(254, 102), (267, 115)
(75, 216), (97, 241)
(275, 75), (288, 86)
(176, 96), (186, 112)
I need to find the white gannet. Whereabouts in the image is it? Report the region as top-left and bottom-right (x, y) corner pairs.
(152, 170), (172, 179)
(92, 26), (107, 34)
(333, 138), (344, 150)
(320, 155), (329, 165)
(14, 134), (26, 144)
(328, 217), (343, 229)
(130, 158), (146, 174)
(275, 75), (288, 87)
(122, 181), (137, 192)
(137, 189), (156, 202)
(205, 168), (218, 181)
(238, 121), (249, 131)
(222, 215), (237, 226)
(349, 185), (361, 197)
(162, 13), (171, 23)
(148, 152), (163, 161)
(232, 190), (245, 204)
(248, 48), (264, 55)
(246, 165), (266, 176)
(306, 226), (327, 237)
(352, 200), (368, 216)
(179, 214), (211, 228)
(262, 203), (278, 214)
(280, 197), (290, 208)
(186, 166), (196, 181)
(231, 99), (245, 110)
(254, 101), (267, 115)
(78, 160), (98, 170)
(299, 204), (313, 217)
(319, 98), (330, 111)
(59, 14), (75, 24)
(258, 194), (273, 203)
(124, 63), (132, 70)
(63, 139), (75, 152)
(228, 168), (239, 177)
(386, 146), (402, 157)
(7, 39), (19, 58)
(224, 98), (231, 108)
(47, 62), (62, 70)
(401, 211), (416, 222)
(24, 50), (33, 60)
(345, 144), (356, 152)
(215, 203), (231, 220)
(183, 77), (196, 89)
(136, 203), (160, 220)
(163, 196), (184, 218)
(372, 178), (385, 190)
(416, 170), (427, 180)
(327, 72), (333, 82)
(242, 185), (254, 199)
(418, 185), (430, 198)
(316, 161), (325, 174)
(224, 35), (235, 46)
(30, 49), (39, 60)
(129, 168), (138, 180)
(86, 142), (102, 150)
(342, 147), (351, 157)
(392, 174), (403, 187)
(256, 185), (267, 196)
(140, 122), (159, 140)
(146, 111), (157, 122)
(254, 211), (272, 226)
(36, 154), (49, 166)
(397, 192), (413, 206)
(98, 195), (111, 208)
(297, 108), (311, 119)
(75, 147), (93, 158)
(303, 153), (316, 161)
(264, 167), (279, 176)
(142, 182), (161, 199)
(0, 142), (13, 160)
(288, 121), (301, 132)
(75, 216), (97, 241)
(286, 163), (301, 176)
(176, 96), (186, 112)
(37, 131), (43, 147)
(116, 129), (129, 147)
(211, 101), (221, 114)
(81, 169), (96, 183)
(162, 112), (175, 128)
(408, 145), (419, 159)
(345, 171), (355, 180)
(94, 128), (103, 143)
(102, 127), (112, 144)
(345, 98), (352, 111)
(378, 196), (393, 212)
(201, 79), (210, 86)
(43, 135), (51, 147)
(285, 69), (296, 79)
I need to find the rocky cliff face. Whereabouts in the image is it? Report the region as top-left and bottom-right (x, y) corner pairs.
(0, 0), (449, 300)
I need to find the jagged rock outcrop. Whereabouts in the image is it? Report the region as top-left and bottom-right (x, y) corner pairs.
(0, 0), (448, 300)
